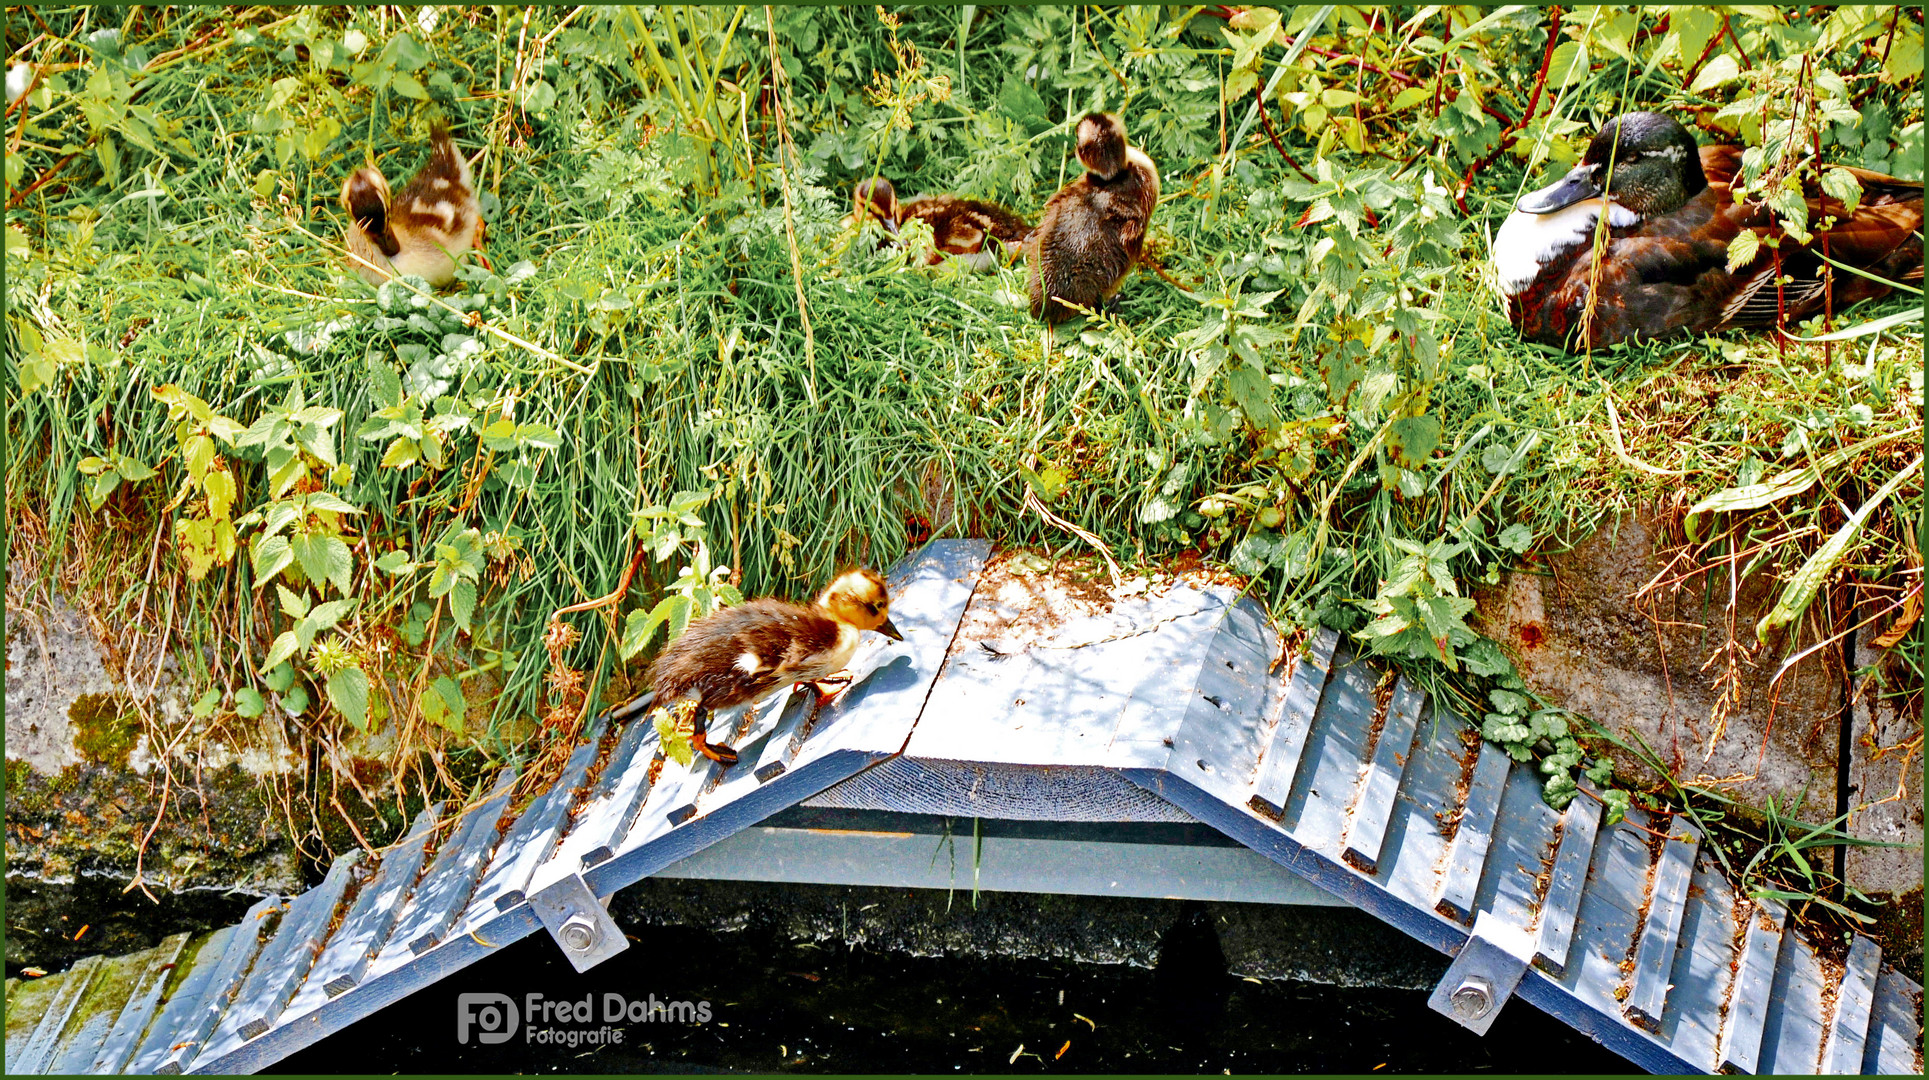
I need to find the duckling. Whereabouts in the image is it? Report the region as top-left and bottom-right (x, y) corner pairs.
(1495, 111), (1923, 351)
(339, 125), (481, 289)
(852, 177), (1033, 272)
(1027, 112), (1160, 323)
(644, 568), (905, 766)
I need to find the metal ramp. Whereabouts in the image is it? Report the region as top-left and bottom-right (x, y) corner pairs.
(4, 540), (1921, 1075)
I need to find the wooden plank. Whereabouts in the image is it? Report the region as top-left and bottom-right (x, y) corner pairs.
(192, 853), (360, 1066)
(1341, 675), (1424, 875)
(569, 714), (663, 871)
(1465, 764), (1562, 943)
(364, 772), (518, 979)
(1716, 896), (1786, 1074)
(1757, 924), (1830, 1075)
(11, 955), (101, 1074)
(281, 803), (442, 1016)
(1163, 600), (1278, 810)
(1819, 934), (1882, 1074)
(1246, 628), (1335, 820)
(1861, 969), (1923, 1076)
(85, 933), (192, 1075)
(1624, 821), (1700, 1031)
(465, 738), (600, 915)
(152, 895), (283, 1074)
(1284, 647), (1378, 854)
(125, 926), (236, 1075)
(1433, 730), (1510, 923)
(1533, 790), (1602, 976)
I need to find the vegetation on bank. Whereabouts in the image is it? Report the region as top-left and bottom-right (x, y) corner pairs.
(4, 6), (1921, 925)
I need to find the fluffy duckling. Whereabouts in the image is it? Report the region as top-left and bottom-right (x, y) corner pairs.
(1495, 111), (1923, 350)
(853, 177), (1033, 272)
(645, 568), (905, 765)
(1027, 112), (1160, 323)
(339, 126), (481, 289)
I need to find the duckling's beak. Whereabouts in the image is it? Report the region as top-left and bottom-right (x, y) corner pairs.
(1517, 164), (1602, 215)
(875, 616), (905, 642)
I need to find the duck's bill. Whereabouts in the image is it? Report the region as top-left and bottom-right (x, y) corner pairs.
(1516, 169), (1602, 214)
(876, 616), (905, 642)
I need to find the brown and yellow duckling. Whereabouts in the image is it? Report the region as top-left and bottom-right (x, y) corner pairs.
(339, 125), (481, 289)
(645, 568), (905, 766)
(1027, 112), (1160, 323)
(852, 177), (1033, 272)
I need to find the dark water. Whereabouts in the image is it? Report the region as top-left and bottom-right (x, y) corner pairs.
(272, 919), (1636, 1074)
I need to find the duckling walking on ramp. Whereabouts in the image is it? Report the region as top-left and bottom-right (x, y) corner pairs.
(644, 569), (905, 766)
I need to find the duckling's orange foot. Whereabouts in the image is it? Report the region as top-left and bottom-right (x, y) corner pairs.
(692, 730), (739, 766)
(795, 672), (855, 709)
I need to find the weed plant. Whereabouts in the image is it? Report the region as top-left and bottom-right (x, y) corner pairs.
(4, 6), (1921, 922)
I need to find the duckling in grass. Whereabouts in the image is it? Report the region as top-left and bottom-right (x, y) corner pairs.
(1027, 112), (1160, 323)
(852, 177), (1033, 272)
(339, 125), (481, 289)
(645, 568), (904, 766)
(1495, 110), (1924, 351)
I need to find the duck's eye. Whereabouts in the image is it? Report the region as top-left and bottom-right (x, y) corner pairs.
(865, 601), (880, 616)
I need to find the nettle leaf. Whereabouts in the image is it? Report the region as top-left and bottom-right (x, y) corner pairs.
(1725, 227), (1762, 274)
(252, 534), (294, 587)
(1819, 167), (1864, 214)
(276, 583), (311, 620)
(374, 548), (414, 574)
(261, 630), (302, 674)
(450, 577), (476, 632)
(517, 422), (562, 450)
(327, 666), (371, 731)
(204, 468), (238, 519)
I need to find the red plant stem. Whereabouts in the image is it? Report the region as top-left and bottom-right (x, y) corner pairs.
(1724, 15), (1750, 69)
(1303, 44), (1420, 86)
(1773, 244), (1786, 358)
(1455, 6), (1564, 214)
(6, 151), (75, 209)
(1679, 17), (1729, 89)
(1256, 82), (1315, 181)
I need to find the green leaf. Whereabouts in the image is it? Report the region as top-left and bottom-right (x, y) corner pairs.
(1542, 773), (1579, 810)
(517, 422), (562, 450)
(261, 630), (302, 674)
(204, 468), (238, 520)
(276, 583), (311, 620)
(374, 549), (414, 574)
(281, 684), (309, 717)
(327, 666), (371, 730)
(450, 577), (476, 632)
(1498, 523), (1533, 554)
(289, 533), (355, 596)
(427, 675), (466, 733)
(1819, 167), (1864, 214)
(234, 687), (267, 718)
(1690, 52), (1742, 94)
(479, 417), (519, 451)
(192, 688), (221, 719)
(1546, 40), (1589, 89)
(251, 534), (295, 587)
(1758, 455), (1922, 643)
(1724, 227), (1761, 274)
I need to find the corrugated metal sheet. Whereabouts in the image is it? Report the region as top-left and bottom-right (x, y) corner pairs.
(5, 540), (1920, 1075)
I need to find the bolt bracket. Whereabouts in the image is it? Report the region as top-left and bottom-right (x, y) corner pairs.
(1428, 910), (1538, 1035)
(527, 870), (628, 973)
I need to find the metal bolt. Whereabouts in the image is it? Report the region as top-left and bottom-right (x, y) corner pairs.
(1450, 976), (1494, 1021)
(559, 913), (599, 953)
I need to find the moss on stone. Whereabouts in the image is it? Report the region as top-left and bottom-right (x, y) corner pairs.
(67, 692), (141, 768)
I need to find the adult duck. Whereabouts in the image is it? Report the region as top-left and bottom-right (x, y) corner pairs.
(1493, 111), (1922, 351)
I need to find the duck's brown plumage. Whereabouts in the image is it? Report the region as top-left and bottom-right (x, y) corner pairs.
(340, 126), (481, 288)
(855, 178), (1033, 269)
(1502, 113), (1923, 350)
(643, 569), (902, 765)
(1027, 112), (1160, 323)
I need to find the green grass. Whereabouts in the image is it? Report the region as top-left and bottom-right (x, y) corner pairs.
(5, 6), (1921, 918)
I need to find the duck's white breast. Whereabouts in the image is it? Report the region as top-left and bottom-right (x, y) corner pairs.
(1492, 198), (1638, 296)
